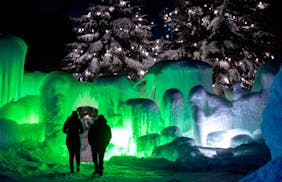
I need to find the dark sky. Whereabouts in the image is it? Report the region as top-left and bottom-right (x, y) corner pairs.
(0, 0), (94, 72)
(0, 0), (172, 72)
(0, 0), (281, 73)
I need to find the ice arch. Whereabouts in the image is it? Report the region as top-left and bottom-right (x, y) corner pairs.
(161, 89), (185, 131)
(137, 59), (213, 105)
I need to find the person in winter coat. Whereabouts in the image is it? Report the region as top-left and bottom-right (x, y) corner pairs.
(88, 114), (112, 176)
(63, 110), (84, 173)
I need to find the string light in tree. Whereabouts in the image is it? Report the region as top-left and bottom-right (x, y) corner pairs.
(160, 0), (278, 91)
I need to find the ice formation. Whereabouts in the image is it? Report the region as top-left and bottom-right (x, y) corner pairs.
(188, 81), (269, 148)
(0, 35), (27, 108)
(240, 155), (282, 182)
(261, 65), (282, 159)
(0, 35), (278, 163)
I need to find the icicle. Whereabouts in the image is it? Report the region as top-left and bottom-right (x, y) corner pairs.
(0, 35), (27, 107)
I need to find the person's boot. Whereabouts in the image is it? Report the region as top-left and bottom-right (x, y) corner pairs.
(70, 164), (74, 174)
(99, 166), (103, 176)
(76, 156), (80, 173)
(92, 165), (99, 175)
(69, 158), (75, 173)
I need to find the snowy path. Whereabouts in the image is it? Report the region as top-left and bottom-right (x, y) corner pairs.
(0, 155), (247, 182)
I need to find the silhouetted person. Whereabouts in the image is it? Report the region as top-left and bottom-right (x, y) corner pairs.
(88, 114), (112, 176)
(63, 111), (84, 173)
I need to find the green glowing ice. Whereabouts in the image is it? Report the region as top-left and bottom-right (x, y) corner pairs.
(0, 35), (27, 107)
(0, 36), (213, 161)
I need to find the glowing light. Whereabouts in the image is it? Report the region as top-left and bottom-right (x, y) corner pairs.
(198, 147), (216, 158)
(111, 128), (135, 150)
(105, 52), (111, 57)
(223, 77), (230, 84)
(257, 2), (268, 9)
(109, 7), (114, 12)
(206, 129), (252, 148)
(139, 70), (145, 76)
(78, 28), (84, 33)
(120, 1), (126, 6)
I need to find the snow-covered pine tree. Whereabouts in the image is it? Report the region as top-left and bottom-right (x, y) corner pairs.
(62, 0), (156, 81)
(163, 0), (277, 92)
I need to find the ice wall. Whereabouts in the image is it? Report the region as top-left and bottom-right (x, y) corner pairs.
(1, 41), (277, 161)
(252, 61), (280, 93)
(0, 95), (42, 124)
(126, 99), (162, 139)
(91, 75), (140, 122)
(37, 72), (140, 159)
(261, 64), (282, 159)
(22, 71), (48, 96)
(137, 59), (212, 137)
(138, 59), (212, 104)
(0, 35), (27, 107)
(0, 119), (44, 143)
(189, 83), (269, 147)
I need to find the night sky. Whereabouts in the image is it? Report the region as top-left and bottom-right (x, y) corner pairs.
(0, 0), (94, 72)
(0, 0), (281, 73)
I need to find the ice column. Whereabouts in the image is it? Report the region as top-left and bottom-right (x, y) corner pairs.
(0, 35), (27, 107)
(126, 98), (162, 139)
(161, 89), (185, 130)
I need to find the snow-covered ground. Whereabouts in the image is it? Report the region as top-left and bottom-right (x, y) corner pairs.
(0, 143), (259, 182)
(0, 157), (247, 182)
